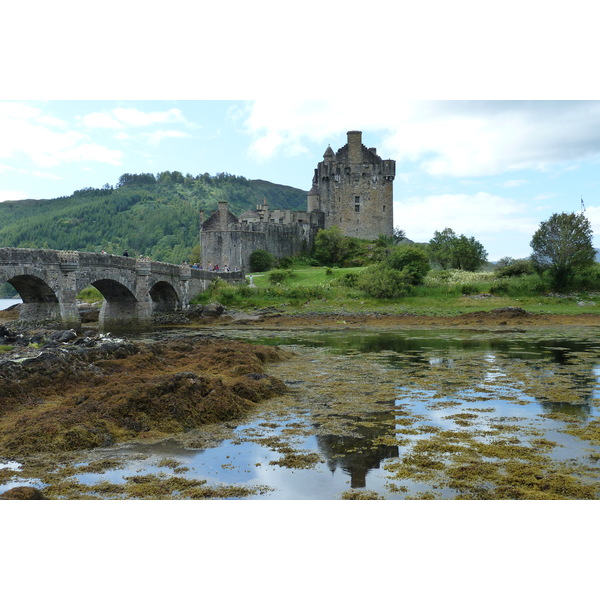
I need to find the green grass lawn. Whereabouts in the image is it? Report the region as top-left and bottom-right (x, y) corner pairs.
(228, 266), (600, 316)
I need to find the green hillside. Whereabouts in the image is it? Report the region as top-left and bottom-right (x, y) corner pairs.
(0, 171), (308, 264)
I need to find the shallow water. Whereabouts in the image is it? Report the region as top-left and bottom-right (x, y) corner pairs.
(3, 326), (600, 499)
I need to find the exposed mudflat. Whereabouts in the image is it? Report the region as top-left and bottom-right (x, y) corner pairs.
(220, 306), (600, 330)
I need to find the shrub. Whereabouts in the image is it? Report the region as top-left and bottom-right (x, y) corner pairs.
(460, 284), (479, 295)
(268, 269), (292, 284)
(356, 265), (413, 299)
(489, 281), (510, 295)
(337, 272), (359, 287)
(572, 265), (600, 291)
(312, 226), (351, 266)
(249, 249), (275, 272)
(383, 246), (430, 284)
(496, 259), (534, 278)
(276, 256), (293, 269)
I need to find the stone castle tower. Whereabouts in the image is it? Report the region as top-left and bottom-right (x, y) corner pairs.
(200, 131), (395, 270)
(307, 130), (395, 239)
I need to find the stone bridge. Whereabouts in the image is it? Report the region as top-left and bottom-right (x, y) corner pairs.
(0, 248), (244, 329)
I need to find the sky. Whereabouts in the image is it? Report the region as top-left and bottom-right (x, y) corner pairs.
(2, 99), (600, 261)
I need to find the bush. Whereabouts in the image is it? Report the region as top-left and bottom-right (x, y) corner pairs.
(489, 281), (510, 295)
(249, 249), (275, 272)
(383, 246), (430, 284)
(337, 272), (359, 287)
(572, 265), (600, 291)
(277, 257), (293, 269)
(460, 284), (479, 295)
(312, 226), (350, 266)
(496, 259), (534, 278)
(356, 265), (413, 299)
(268, 269), (292, 284)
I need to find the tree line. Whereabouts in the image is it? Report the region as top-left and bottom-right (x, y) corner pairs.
(0, 171), (307, 265)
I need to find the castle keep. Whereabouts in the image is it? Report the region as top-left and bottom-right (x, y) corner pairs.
(200, 131), (395, 270)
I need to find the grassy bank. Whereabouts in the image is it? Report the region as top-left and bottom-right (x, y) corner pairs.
(192, 266), (600, 317)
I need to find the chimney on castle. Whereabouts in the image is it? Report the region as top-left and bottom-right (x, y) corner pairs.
(218, 201), (229, 229)
(347, 130), (363, 164)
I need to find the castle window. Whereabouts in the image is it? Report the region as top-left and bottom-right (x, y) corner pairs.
(383, 205), (386, 212)
(354, 196), (360, 213)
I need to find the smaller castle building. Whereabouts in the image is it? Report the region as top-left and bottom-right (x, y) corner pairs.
(200, 131), (395, 271)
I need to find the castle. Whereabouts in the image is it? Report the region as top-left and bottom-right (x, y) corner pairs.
(200, 131), (396, 270)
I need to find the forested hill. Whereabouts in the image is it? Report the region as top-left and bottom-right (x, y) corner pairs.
(0, 172), (308, 264)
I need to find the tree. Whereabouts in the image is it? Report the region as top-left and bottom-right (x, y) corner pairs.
(530, 212), (596, 290)
(375, 227), (406, 248)
(312, 226), (350, 266)
(428, 228), (456, 269)
(428, 228), (488, 271)
(452, 235), (488, 271)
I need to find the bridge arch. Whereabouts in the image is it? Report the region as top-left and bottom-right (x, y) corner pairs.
(84, 278), (137, 304)
(149, 281), (180, 313)
(84, 278), (143, 330)
(7, 274), (61, 322)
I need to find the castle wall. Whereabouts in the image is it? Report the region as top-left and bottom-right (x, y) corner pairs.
(201, 216), (323, 271)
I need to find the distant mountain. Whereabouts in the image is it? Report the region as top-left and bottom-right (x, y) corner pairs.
(0, 171), (308, 264)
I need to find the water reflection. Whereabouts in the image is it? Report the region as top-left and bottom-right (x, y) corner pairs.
(315, 412), (399, 488)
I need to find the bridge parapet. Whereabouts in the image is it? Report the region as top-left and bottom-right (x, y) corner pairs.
(58, 250), (79, 273)
(135, 257), (151, 276)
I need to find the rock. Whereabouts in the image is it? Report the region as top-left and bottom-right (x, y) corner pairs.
(50, 329), (78, 343)
(489, 307), (530, 317)
(79, 307), (100, 323)
(0, 486), (46, 500)
(202, 302), (225, 317)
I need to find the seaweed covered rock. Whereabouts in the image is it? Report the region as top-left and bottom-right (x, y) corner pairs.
(0, 486), (46, 500)
(0, 336), (290, 455)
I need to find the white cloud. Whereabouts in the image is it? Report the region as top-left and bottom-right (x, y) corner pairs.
(31, 171), (63, 180)
(582, 205), (600, 238)
(146, 130), (191, 145)
(244, 100), (600, 177)
(502, 179), (528, 188)
(0, 101), (123, 168)
(0, 190), (29, 202)
(81, 112), (122, 129)
(396, 192), (541, 259)
(81, 107), (188, 130)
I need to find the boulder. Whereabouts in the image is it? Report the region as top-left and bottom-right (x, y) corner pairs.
(202, 302), (225, 317)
